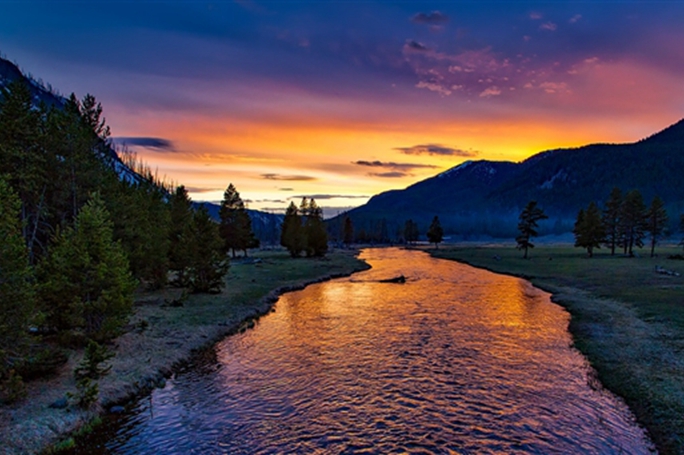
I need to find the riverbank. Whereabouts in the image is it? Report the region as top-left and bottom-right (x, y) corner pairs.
(426, 244), (684, 455)
(0, 249), (369, 455)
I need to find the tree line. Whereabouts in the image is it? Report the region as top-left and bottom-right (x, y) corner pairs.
(0, 80), (265, 403)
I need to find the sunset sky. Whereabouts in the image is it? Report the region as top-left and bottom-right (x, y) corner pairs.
(2, 1), (684, 213)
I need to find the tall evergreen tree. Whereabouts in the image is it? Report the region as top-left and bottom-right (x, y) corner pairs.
(168, 185), (194, 286)
(219, 184), (258, 258)
(645, 196), (668, 257)
(426, 216), (443, 248)
(187, 206), (229, 293)
(343, 216), (354, 247)
(516, 201), (548, 259)
(280, 201), (304, 257)
(404, 219), (419, 245)
(619, 189), (647, 257)
(304, 198), (328, 257)
(38, 194), (136, 342)
(573, 202), (605, 257)
(0, 177), (36, 379)
(602, 187), (623, 255)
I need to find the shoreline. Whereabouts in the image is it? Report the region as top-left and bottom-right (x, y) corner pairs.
(426, 244), (684, 455)
(0, 249), (370, 455)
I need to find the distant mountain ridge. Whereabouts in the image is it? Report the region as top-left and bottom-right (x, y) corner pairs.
(337, 119), (684, 239)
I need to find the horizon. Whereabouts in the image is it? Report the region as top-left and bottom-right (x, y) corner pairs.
(2, 1), (684, 213)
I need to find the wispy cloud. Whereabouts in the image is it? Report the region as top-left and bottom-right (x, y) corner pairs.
(394, 144), (479, 157)
(569, 14), (582, 24)
(353, 160), (437, 170)
(184, 186), (221, 193)
(260, 173), (317, 181)
(479, 86), (502, 97)
(368, 171), (408, 178)
(404, 40), (429, 53)
(113, 137), (175, 152)
(411, 11), (449, 25)
(540, 21), (557, 31)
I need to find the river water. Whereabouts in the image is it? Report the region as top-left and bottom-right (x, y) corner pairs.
(75, 248), (653, 454)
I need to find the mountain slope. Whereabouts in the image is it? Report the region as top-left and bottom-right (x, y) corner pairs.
(340, 119), (684, 239)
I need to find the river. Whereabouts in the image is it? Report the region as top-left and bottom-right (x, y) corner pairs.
(74, 248), (653, 454)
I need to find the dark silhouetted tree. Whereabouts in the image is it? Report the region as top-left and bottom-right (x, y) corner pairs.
(404, 219), (419, 245)
(602, 187), (623, 256)
(427, 216), (444, 248)
(281, 201), (304, 257)
(38, 194), (136, 342)
(168, 185), (194, 286)
(0, 177), (36, 380)
(219, 183), (257, 258)
(516, 201), (548, 259)
(573, 202), (605, 257)
(619, 189), (647, 257)
(303, 199), (328, 257)
(187, 206), (229, 293)
(343, 216), (354, 247)
(645, 196), (668, 257)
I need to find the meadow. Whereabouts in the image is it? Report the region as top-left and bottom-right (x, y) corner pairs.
(429, 243), (684, 455)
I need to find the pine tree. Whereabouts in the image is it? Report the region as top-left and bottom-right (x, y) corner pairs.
(679, 214), (684, 251)
(304, 199), (328, 257)
(602, 187), (623, 255)
(343, 216), (354, 247)
(38, 194), (136, 342)
(619, 189), (647, 257)
(645, 196), (668, 257)
(280, 201), (304, 257)
(168, 185), (194, 286)
(516, 201), (548, 259)
(404, 219), (419, 245)
(0, 177), (36, 379)
(573, 202), (605, 257)
(427, 216), (444, 248)
(187, 207), (229, 293)
(219, 184), (258, 258)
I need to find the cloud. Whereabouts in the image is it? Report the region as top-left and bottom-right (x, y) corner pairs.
(411, 11), (449, 25)
(260, 173), (316, 181)
(416, 81), (452, 96)
(113, 137), (175, 152)
(479, 86), (502, 97)
(368, 171), (408, 178)
(569, 14), (582, 24)
(540, 22), (557, 31)
(279, 188), (294, 191)
(353, 160), (437, 170)
(394, 144), (479, 157)
(404, 40), (429, 53)
(529, 12), (543, 20)
(291, 194), (369, 200)
(184, 186), (222, 193)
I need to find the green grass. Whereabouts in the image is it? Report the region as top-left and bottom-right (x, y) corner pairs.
(428, 243), (684, 455)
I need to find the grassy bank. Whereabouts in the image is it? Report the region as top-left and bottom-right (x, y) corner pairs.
(428, 244), (684, 455)
(0, 249), (368, 455)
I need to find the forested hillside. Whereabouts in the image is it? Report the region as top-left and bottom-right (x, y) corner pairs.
(338, 119), (684, 240)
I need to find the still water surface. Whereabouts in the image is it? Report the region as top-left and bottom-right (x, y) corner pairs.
(78, 248), (653, 454)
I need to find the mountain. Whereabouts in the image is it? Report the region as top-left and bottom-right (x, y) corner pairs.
(337, 119), (684, 239)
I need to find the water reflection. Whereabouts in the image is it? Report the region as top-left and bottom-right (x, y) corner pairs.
(75, 248), (653, 454)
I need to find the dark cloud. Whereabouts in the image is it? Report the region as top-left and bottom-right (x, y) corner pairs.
(353, 160), (437, 170)
(368, 171), (408, 178)
(404, 40), (429, 52)
(411, 11), (449, 25)
(279, 188), (294, 191)
(260, 173), (316, 181)
(395, 144), (479, 157)
(113, 137), (175, 152)
(291, 194), (369, 200)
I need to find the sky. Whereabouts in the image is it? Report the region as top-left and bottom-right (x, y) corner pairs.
(1, 1), (684, 214)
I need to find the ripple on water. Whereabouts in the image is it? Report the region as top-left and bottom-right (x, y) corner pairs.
(76, 248), (654, 455)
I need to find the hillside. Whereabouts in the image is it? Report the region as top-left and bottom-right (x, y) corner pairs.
(338, 119), (684, 239)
